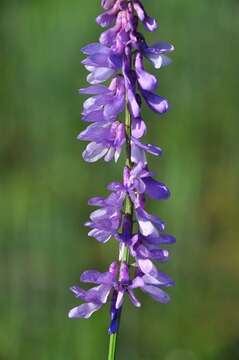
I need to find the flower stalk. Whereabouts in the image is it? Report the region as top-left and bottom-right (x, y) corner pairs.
(108, 332), (117, 360)
(107, 104), (132, 359)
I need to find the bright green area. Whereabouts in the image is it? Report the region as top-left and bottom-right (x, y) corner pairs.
(1, 0), (239, 359)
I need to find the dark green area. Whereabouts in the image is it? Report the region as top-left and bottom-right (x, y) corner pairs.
(1, 0), (239, 359)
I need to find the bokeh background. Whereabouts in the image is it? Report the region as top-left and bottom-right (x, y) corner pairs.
(1, 0), (239, 359)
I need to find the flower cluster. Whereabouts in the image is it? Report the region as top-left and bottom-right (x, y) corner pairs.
(69, 0), (175, 334)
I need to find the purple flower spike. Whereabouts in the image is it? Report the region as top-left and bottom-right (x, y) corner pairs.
(70, 0), (176, 352)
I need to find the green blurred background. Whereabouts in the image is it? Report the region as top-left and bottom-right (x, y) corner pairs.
(1, 0), (239, 359)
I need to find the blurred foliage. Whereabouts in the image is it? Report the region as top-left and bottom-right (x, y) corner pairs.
(0, 0), (239, 359)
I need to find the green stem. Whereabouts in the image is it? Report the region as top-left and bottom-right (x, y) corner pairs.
(121, 103), (133, 262)
(107, 105), (133, 360)
(108, 333), (117, 360)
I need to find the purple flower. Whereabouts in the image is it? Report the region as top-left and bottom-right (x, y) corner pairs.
(81, 43), (122, 84)
(135, 206), (165, 237)
(86, 188), (125, 243)
(69, 261), (174, 320)
(129, 233), (170, 261)
(69, 262), (118, 319)
(131, 136), (163, 165)
(80, 76), (126, 123)
(78, 121), (125, 162)
(123, 162), (170, 204)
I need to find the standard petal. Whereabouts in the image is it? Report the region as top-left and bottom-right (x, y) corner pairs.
(144, 234), (176, 245)
(70, 286), (86, 300)
(143, 177), (170, 200)
(101, 0), (115, 10)
(79, 84), (111, 95)
(96, 12), (116, 28)
(68, 302), (102, 319)
(104, 96), (125, 119)
(80, 270), (114, 284)
(88, 228), (112, 243)
(87, 67), (115, 84)
(82, 110), (105, 122)
(82, 142), (108, 162)
(78, 123), (111, 142)
(135, 207), (165, 237)
(81, 43), (110, 55)
(141, 285), (171, 304)
(88, 196), (105, 206)
(84, 284), (112, 303)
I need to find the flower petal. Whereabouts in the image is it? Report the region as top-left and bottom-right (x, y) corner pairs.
(141, 285), (171, 304)
(80, 270), (114, 284)
(142, 90), (169, 114)
(144, 16), (158, 32)
(81, 42), (110, 55)
(115, 290), (124, 309)
(135, 53), (158, 91)
(87, 68), (115, 84)
(84, 284), (112, 303)
(143, 177), (170, 200)
(135, 207), (165, 237)
(146, 54), (172, 69)
(88, 228), (112, 243)
(68, 302), (102, 319)
(144, 234), (176, 245)
(79, 84), (111, 95)
(82, 142), (108, 162)
(70, 286), (86, 300)
(82, 110), (105, 122)
(128, 289), (141, 307)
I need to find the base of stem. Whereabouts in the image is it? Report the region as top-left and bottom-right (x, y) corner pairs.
(108, 333), (117, 360)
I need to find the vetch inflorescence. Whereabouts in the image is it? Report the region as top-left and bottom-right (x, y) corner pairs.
(68, 1), (175, 358)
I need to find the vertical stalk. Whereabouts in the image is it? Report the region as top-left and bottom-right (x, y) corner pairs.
(121, 102), (133, 262)
(107, 105), (133, 360)
(108, 333), (117, 360)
